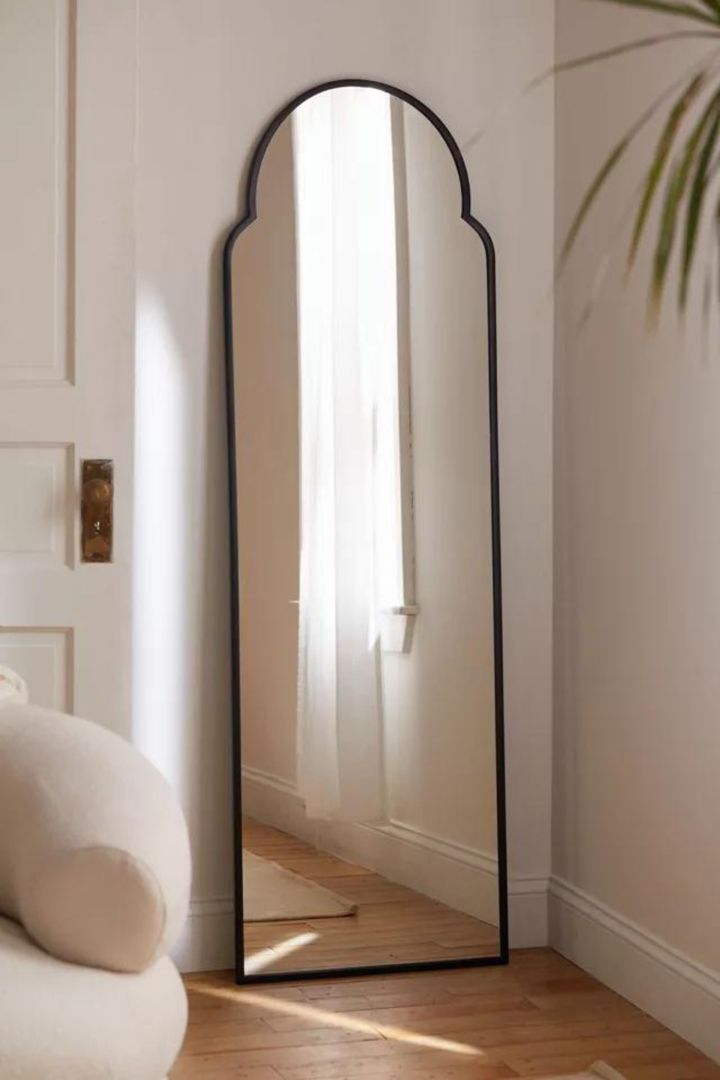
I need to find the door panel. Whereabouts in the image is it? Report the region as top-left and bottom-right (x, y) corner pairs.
(0, 0), (74, 387)
(0, 0), (136, 735)
(0, 629), (73, 711)
(0, 444), (73, 566)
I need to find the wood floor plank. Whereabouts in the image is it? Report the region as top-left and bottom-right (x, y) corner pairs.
(277, 1063), (516, 1080)
(177, 827), (715, 1080)
(172, 952), (719, 1080)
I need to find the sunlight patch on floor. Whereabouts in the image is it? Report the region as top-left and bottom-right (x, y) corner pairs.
(243, 931), (320, 975)
(196, 982), (485, 1057)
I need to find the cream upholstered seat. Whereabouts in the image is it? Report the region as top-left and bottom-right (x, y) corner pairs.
(0, 916), (185, 1079)
(0, 699), (191, 1079)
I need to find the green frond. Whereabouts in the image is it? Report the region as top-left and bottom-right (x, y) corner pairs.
(594, 0), (720, 26)
(529, 30), (720, 91)
(551, 0), (720, 316)
(629, 72), (708, 267)
(558, 56), (720, 273)
(559, 142), (632, 273)
(696, 0), (720, 16)
(650, 91), (720, 315)
(679, 105), (720, 306)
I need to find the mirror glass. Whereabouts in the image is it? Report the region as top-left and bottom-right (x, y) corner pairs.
(229, 85), (504, 977)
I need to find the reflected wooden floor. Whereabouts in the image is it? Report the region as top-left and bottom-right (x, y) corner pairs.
(241, 818), (500, 974)
(172, 951), (720, 1078)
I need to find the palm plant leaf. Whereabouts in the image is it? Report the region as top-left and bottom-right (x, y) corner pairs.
(597, 0), (720, 25)
(559, 142), (634, 273)
(557, 60), (719, 273)
(464, 29), (715, 154)
(530, 29), (720, 87)
(650, 90), (720, 311)
(576, 183), (646, 328)
(553, 0), (720, 315)
(629, 72), (708, 266)
(680, 106), (720, 304)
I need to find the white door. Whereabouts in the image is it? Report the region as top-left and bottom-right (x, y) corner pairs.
(0, 0), (136, 737)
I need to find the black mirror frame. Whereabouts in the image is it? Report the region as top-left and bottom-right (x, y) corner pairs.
(223, 78), (508, 985)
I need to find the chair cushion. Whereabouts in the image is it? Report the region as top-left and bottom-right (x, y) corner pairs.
(0, 915), (186, 1079)
(0, 704), (191, 973)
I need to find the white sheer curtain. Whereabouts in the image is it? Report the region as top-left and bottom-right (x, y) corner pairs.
(293, 88), (403, 823)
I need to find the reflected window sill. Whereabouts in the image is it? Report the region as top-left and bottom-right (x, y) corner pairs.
(379, 606), (419, 654)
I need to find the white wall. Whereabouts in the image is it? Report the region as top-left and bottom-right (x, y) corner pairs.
(553, 1), (720, 1060)
(233, 121), (300, 789)
(135, 0), (556, 966)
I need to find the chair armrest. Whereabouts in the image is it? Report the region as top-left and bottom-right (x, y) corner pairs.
(0, 703), (191, 973)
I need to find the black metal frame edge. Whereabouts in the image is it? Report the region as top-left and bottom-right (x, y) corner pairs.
(223, 78), (508, 986)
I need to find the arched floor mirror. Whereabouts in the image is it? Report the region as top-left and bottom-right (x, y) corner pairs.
(224, 79), (507, 984)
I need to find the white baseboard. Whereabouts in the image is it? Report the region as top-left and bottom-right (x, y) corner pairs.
(509, 874), (549, 948)
(173, 767), (550, 972)
(241, 765), (549, 945)
(550, 876), (720, 1064)
(171, 885), (547, 976)
(172, 897), (234, 974)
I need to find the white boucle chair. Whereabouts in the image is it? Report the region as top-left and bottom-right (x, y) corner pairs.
(0, 688), (191, 1079)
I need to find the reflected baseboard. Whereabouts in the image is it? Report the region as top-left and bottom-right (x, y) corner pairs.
(172, 882), (548, 974)
(241, 765), (498, 923)
(241, 764), (548, 945)
(172, 763), (550, 973)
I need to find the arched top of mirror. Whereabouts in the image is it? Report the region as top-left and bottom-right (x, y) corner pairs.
(223, 80), (496, 264)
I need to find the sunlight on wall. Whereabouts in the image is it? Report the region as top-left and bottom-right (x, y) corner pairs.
(132, 290), (187, 796)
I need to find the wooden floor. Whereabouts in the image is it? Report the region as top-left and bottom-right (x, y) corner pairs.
(241, 819), (500, 974)
(172, 950), (720, 1079)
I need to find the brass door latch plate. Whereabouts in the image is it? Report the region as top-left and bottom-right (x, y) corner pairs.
(81, 459), (113, 563)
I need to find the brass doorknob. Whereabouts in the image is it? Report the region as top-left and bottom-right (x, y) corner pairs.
(83, 477), (112, 507)
(81, 460), (113, 563)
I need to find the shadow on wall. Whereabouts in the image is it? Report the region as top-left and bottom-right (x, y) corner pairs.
(133, 258), (234, 907)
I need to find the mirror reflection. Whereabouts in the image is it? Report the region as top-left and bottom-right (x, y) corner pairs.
(230, 86), (503, 977)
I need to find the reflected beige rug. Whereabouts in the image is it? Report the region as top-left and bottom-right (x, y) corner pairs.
(242, 851), (357, 922)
